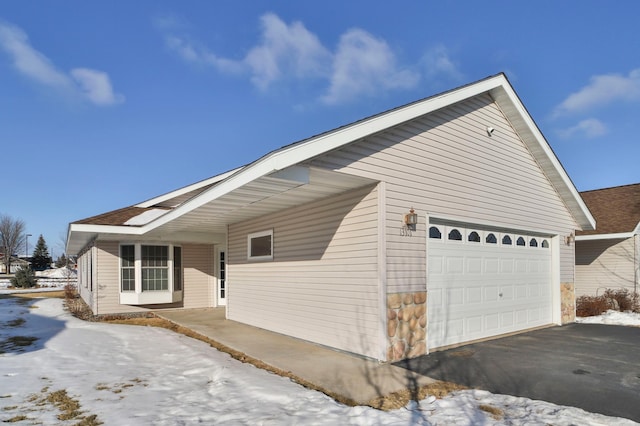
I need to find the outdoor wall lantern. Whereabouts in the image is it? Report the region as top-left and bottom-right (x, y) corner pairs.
(565, 233), (575, 245)
(404, 208), (418, 227)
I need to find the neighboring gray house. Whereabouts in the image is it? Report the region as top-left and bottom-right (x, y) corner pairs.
(66, 74), (595, 362)
(575, 184), (640, 297)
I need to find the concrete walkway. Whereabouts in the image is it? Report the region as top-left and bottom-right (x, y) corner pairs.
(155, 308), (435, 405)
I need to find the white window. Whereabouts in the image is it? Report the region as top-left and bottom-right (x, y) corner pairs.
(248, 230), (273, 260)
(119, 243), (182, 305)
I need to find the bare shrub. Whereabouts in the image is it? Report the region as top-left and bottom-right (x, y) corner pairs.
(603, 288), (640, 312)
(64, 283), (76, 299)
(63, 286), (93, 321)
(577, 289), (640, 317)
(576, 295), (610, 317)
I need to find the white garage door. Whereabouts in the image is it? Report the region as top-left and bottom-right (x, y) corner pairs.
(427, 221), (552, 350)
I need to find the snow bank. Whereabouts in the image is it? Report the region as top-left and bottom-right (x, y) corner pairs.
(576, 310), (640, 327)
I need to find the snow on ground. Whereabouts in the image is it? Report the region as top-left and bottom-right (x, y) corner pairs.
(1, 297), (637, 426)
(0, 268), (76, 292)
(576, 310), (640, 327)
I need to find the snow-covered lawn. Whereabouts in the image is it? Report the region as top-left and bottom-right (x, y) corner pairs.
(1, 296), (637, 425)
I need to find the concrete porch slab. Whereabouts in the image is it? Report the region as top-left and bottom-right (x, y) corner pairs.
(155, 308), (435, 405)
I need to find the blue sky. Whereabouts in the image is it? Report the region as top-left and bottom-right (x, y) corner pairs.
(1, 1), (639, 257)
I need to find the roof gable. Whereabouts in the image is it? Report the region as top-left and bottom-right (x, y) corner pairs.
(67, 73), (595, 253)
(577, 183), (640, 236)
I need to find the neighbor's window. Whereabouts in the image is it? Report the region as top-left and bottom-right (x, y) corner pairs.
(248, 230), (273, 260)
(121, 245), (135, 292)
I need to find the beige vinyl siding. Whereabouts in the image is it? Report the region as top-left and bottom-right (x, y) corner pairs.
(182, 244), (214, 308)
(307, 94), (578, 293)
(93, 241), (214, 314)
(228, 184), (380, 359)
(76, 247), (96, 312)
(575, 237), (637, 297)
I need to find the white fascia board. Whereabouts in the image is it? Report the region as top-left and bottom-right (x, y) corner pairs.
(491, 83), (596, 231)
(575, 232), (635, 241)
(136, 167), (244, 208)
(69, 223), (145, 236)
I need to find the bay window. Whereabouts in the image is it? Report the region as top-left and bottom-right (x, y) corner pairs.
(119, 243), (182, 305)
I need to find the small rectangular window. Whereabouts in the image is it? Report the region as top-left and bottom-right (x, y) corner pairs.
(248, 230), (273, 260)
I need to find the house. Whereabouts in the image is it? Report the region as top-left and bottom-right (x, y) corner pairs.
(575, 184), (640, 297)
(0, 255), (29, 274)
(66, 73), (595, 362)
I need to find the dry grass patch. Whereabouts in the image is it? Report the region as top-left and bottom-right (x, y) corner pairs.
(25, 388), (102, 425)
(4, 414), (28, 422)
(0, 335), (38, 354)
(94, 378), (148, 394)
(6, 318), (25, 328)
(479, 403), (504, 420)
(368, 380), (467, 411)
(12, 290), (66, 299)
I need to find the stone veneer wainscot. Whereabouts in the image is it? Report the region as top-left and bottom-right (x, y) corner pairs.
(386, 292), (427, 362)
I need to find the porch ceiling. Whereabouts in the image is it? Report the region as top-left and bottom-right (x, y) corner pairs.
(66, 167), (378, 253)
(148, 167), (377, 239)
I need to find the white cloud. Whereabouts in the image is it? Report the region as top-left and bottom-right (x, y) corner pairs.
(71, 68), (124, 106)
(0, 20), (123, 106)
(162, 14), (420, 104)
(422, 44), (463, 81)
(0, 20), (71, 89)
(555, 69), (640, 116)
(164, 35), (242, 74)
(558, 118), (607, 139)
(321, 29), (419, 104)
(245, 13), (332, 90)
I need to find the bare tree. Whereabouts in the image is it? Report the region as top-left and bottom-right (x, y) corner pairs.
(0, 214), (26, 274)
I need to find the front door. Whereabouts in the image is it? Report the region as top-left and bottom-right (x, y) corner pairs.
(217, 250), (226, 306)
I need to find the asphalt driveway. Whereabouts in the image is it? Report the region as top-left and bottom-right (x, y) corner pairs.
(395, 323), (640, 422)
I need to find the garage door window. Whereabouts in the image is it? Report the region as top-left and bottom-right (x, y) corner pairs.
(502, 235), (512, 245)
(486, 233), (497, 244)
(448, 229), (462, 241)
(516, 237), (526, 246)
(429, 226), (442, 239)
(530, 238), (538, 247)
(542, 240), (549, 248)
(468, 231), (481, 243)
